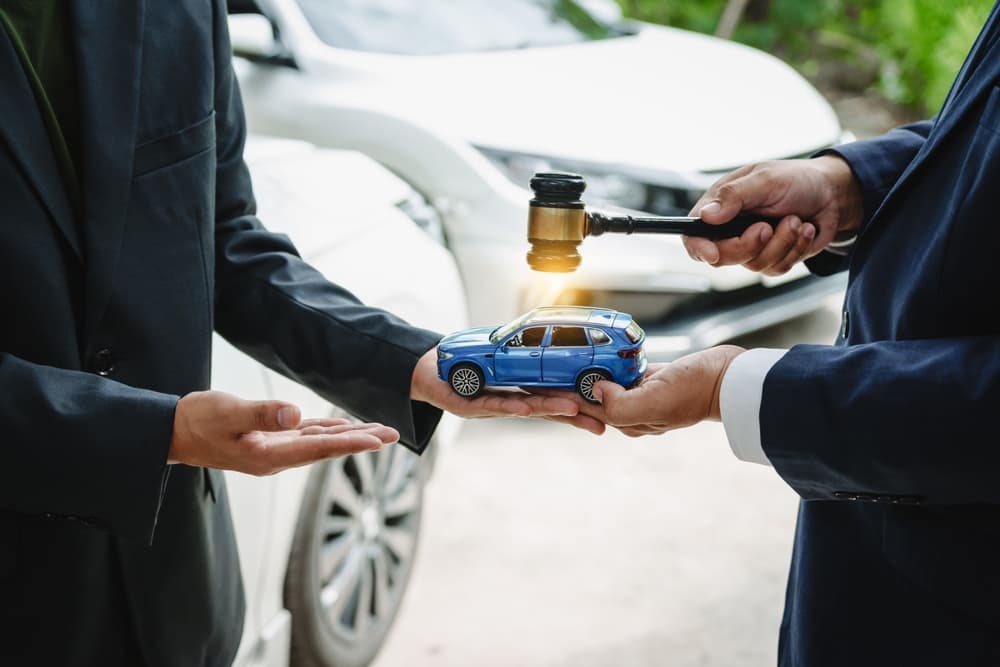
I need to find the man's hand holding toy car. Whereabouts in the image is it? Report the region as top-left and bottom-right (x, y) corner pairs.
(542, 345), (746, 438)
(410, 348), (605, 434)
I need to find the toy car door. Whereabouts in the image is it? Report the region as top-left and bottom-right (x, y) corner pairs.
(494, 325), (547, 383)
(542, 325), (594, 384)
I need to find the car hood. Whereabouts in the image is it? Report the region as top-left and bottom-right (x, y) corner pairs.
(324, 23), (841, 175)
(439, 326), (497, 348)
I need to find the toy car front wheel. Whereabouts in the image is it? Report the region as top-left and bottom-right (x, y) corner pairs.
(449, 363), (484, 398)
(576, 369), (610, 404)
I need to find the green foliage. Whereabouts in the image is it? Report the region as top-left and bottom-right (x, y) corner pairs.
(864, 0), (992, 112)
(616, 0), (993, 114)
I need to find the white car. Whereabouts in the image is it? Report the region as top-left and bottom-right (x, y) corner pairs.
(227, 0), (848, 359)
(217, 136), (467, 667)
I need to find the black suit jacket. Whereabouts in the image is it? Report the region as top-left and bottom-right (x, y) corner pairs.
(761, 4), (1000, 665)
(0, 2), (441, 665)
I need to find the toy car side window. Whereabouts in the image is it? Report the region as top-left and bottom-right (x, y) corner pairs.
(551, 326), (588, 347)
(589, 328), (611, 345)
(506, 326), (546, 348)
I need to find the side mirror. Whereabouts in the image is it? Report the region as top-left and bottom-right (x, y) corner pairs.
(228, 14), (296, 68)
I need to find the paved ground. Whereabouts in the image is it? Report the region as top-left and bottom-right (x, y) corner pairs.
(373, 298), (843, 667)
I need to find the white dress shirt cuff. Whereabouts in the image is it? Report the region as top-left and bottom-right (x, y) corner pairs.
(824, 235), (858, 256)
(719, 348), (787, 466)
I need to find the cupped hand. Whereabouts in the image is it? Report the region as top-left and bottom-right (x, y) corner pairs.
(169, 391), (398, 475)
(684, 155), (863, 275)
(533, 346), (745, 438)
(410, 348), (604, 434)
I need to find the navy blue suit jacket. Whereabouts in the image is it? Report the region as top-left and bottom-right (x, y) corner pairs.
(762, 4), (1000, 665)
(0, 2), (440, 665)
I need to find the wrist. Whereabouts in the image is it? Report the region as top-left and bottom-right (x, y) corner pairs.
(814, 154), (864, 236)
(410, 348), (438, 404)
(708, 345), (745, 421)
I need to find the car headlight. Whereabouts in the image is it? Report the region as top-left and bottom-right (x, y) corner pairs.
(437, 349), (454, 361)
(476, 146), (700, 215)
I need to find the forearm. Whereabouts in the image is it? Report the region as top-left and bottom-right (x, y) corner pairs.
(825, 121), (933, 228)
(212, 229), (443, 452)
(760, 337), (1000, 505)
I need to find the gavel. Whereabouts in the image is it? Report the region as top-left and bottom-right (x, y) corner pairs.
(526, 172), (782, 272)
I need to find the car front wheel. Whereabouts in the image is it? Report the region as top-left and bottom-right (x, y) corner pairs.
(576, 369), (610, 404)
(448, 363), (484, 399)
(285, 426), (427, 667)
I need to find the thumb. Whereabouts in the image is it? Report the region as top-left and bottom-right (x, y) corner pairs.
(698, 172), (772, 225)
(241, 400), (302, 432)
(592, 380), (625, 405)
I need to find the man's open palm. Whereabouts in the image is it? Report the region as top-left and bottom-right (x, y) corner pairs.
(168, 391), (398, 475)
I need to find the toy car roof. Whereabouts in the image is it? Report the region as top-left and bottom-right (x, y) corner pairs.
(522, 306), (633, 328)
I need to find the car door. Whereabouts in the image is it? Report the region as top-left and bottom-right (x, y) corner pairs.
(494, 325), (547, 383)
(543, 325), (594, 384)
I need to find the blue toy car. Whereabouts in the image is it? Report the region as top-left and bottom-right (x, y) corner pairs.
(437, 306), (647, 403)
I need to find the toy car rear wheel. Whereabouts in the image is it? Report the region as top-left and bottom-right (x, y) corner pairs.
(576, 369), (610, 404)
(449, 363), (484, 398)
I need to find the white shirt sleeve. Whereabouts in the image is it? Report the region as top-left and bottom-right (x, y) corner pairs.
(719, 348), (787, 466)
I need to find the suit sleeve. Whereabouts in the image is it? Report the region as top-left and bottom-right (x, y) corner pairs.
(207, 1), (442, 453)
(806, 120), (934, 276)
(760, 338), (1000, 505)
(0, 353), (176, 542)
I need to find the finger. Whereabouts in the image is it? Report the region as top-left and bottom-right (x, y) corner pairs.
(263, 432), (388, 473)
(690, 164), (754, 216)
(764, 221), (816, 275)
(234, 399), (302, 432)
(464, 391), (579, 418)
(620, 426), (664, 438)
(298, 417), (352, 429)
(743, 215), (804, 272)
(685, 221), (773, 266)
(520, 394), (580, 416)
(580, 380), (651, 427)
(299, 422), (392, 437)
(543, 414), (607, 435)
(590, 380), (624, 405)
(697, 171), (775, 225)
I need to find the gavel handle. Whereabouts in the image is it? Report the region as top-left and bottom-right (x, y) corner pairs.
(588, 211), (782, 239)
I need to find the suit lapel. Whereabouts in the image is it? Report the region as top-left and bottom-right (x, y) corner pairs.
(70, 0), (145, 338)
(864, 7), (1000, 232)
(0, 25), (82, 260)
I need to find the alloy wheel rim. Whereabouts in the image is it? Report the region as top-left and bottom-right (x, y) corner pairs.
(451, 367), (481, 396)
(579, 372), (605, 401)
(315, 447), (422, 642)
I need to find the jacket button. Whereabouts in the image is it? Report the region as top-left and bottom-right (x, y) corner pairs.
(92, 348), (115, 376)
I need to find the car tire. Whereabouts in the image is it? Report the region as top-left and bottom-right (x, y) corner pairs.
(576, 368), (610, 404)
(285, 411), (428, 667)
(448, 362), (484, 399)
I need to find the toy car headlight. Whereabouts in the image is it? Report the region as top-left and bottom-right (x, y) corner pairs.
(437, 349), (454, 361)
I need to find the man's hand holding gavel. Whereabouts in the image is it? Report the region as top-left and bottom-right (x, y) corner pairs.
(683, 154), (864, 275)
(535, 155), (865, 435)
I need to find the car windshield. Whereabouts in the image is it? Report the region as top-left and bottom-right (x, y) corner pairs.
(490, 314), (530, 344)
(295, 0), (623, 55)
